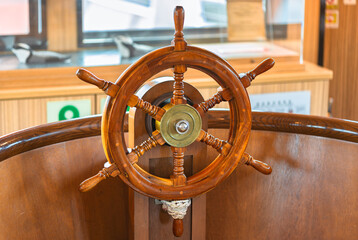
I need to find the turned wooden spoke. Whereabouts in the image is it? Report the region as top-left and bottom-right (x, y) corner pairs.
(171, 147), (187, 186)
(127, 95), (165, 121)
(172, 6), (187, 51)
(127, 130), (166, 164)
(170, 6), (187, 105)
(97, 5), (254, 203)
(76, 68), (119, 97)
(195, 88), (232, 115)
(79, 163), (120, 192)
(171, 65), (187, 105)
(197, 130), (231, 156)
(241, 153), (272, 175)
(239, 58), (275, 88)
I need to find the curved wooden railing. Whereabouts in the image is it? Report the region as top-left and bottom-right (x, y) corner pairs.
(207, 110), (358, 142)
(1, 110), (358, 162)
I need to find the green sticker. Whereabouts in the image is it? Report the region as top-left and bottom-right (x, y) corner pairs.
(47, 99), (91, 123)
(58, 105), (80, 120)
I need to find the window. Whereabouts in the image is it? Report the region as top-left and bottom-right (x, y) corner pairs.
(77, 0), (228, 47)
(0, 0), (46, 51)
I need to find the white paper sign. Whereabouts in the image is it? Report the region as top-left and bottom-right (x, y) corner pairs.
(47, 99), (91, 123)
(250, 91), (311, 114)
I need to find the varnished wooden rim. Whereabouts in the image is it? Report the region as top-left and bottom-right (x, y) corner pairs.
(103, 46), (251, 200)
(1, 111), (358, 163)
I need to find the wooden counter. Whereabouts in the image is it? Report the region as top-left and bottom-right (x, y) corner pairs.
(0, 57), (332, 136)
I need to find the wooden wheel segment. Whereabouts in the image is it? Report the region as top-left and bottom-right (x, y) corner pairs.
(76, 5), (274, 237)
(77, 5), (275, 198)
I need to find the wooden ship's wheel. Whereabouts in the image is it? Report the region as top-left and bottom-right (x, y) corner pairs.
(76, 6), (274, 237)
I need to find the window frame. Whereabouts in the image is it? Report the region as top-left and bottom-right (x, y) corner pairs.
(0, 0), (47, 51)
(76, 0), (228, 48)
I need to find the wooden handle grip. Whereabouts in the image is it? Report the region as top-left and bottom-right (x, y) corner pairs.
(76, 68), (119, 97)
(174, 6), (184, 36)
(239, 58), (275, 88)
(249, 58), (275, 79)
(79, 164), (120, 192)
(79, 173), (106, 192)
(173, 219), (184, 237)
(242, 153), (272, 175)
(248, 158), (272, 175)
(76, 68), (105, 89)
(172, 6), (187, 51)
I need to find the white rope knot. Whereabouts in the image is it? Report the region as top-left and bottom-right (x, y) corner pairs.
(160, 199), (191, 219)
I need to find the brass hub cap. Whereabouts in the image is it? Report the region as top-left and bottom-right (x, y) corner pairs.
(159, 104), (202, 147)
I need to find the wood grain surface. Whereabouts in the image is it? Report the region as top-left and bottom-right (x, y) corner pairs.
(1, 112), (358, 239)
(127, 79), (208, 239)
(206, 128), (358, 240)
(324, 3), (358, 121)
(2, 111), (358, 163)
(0, 136), (128, 240)
(0, 95), (96, 136)
(46, 0), (77, 51)
(303, 0), (321, 64)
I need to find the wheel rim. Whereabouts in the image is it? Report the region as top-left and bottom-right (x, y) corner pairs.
(101, 46), (252, 200)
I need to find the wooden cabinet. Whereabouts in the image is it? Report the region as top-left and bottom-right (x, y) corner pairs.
(0, 95), (95, 135)
(0, 62), (331, 136)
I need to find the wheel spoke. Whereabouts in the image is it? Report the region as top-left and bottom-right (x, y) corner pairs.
(194, 88), (232, 115)
(127, 130), (166, 164)
(241, 153), (272, 175)
(127, 95), (166, 121)
(171, 65), (187, 105)
(171, 147), (187, 186)
(196, 130), (231, 156)
(79, 162), (120, 192)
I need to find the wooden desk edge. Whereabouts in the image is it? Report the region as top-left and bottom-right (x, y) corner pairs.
(0, 62), (332, 100)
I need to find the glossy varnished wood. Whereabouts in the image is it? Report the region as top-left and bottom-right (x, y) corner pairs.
(239, 58), (275, 88)
(206, 128), (358, 240)
(207, 110), (358, 143)
(0, 136), (129, 240)
(127, 79), (208, 239)
(1, 112), (358, 239)
(2, 111), (358, 162)
(98, 6), (252, 201)
(0, 115), (103, 161)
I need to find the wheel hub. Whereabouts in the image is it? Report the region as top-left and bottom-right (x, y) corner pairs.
(176, 120), (190, 134)
(159, 104), (202, 147)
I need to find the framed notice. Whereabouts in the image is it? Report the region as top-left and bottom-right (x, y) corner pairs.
(250, 91), (311, 114)
(227, 0), (266, 41)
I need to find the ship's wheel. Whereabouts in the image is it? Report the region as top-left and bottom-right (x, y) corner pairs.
(76, 6), (274, 237)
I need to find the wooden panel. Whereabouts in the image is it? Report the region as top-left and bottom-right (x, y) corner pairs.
(148, 156), (193, 240)
(128, 80), (208, 240)
(0, 62), (325, 98)
(0, 136), (129, 240)
(197, 78), (329, 116)
(248, 79), (329, 116)
(0, 65), (126, 92)
(1, 111), (357, 239)
(46, 0), (78, 51)
(2, 110), (357, 163)
(206, 129), (358, 240)
(324, 3), (358, 121)
(303, 0), (320, 64)
(0, 95), (95, 136)
(96, 94), (108, 114)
